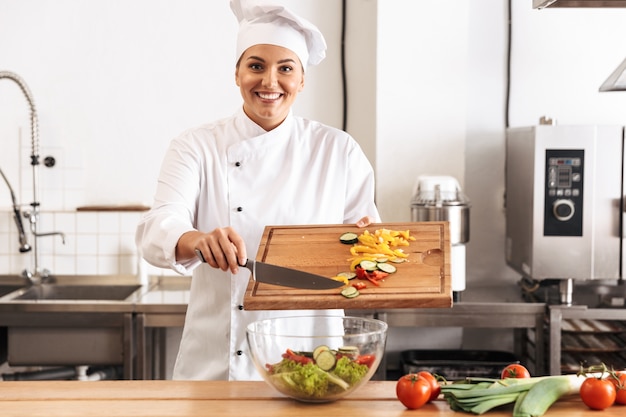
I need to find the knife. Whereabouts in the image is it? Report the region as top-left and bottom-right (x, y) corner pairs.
(194, 249), (344, 290)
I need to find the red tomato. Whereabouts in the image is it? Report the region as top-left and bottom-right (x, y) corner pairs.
(355, 354), (376, 368)
(370, 270), (389, 280)
(365, 276), (381, 286)
(608, 371), (626, 405)
(417, 371), (441, 402)
(396, 374), (431, 410)
(281, 348), (312, 365)
(500, 364), (531, 379)
(352, 281), (367, 290)
(580, 377), (616, 410)
(355, 266), (368, 280)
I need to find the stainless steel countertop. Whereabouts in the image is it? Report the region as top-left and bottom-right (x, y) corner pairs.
(134, 276), (190, 313)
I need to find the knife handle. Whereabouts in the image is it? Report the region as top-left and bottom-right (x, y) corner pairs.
(194, 249), (207, 263)
(195, 250), (251, 272)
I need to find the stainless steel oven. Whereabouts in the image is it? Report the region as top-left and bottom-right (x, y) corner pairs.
(505, 124), (625, 302)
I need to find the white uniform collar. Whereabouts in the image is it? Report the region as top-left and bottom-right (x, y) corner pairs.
(236, 106), (294, 137)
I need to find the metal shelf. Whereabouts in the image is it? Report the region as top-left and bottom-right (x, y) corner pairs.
(548, 305), (626, 375)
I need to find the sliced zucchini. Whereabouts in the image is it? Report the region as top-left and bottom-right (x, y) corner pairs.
(313, 345), (330, 361)
(339, 232), (359, 245)
(389, 257), (407, 263)
(377, 262), (397, 274)
(337, 271), (357, 280)
(338, 346), (359, 359)
(315, 349), (337, 371)
(340, 286), (359, 298)
(359, 260), (378, 271)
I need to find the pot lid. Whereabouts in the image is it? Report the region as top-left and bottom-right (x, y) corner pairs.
(411, 175), (470, 207)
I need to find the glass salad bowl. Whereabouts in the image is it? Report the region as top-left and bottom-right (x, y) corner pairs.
(246, 315), (388, 403)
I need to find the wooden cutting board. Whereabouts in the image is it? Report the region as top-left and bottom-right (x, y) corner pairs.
(243, 222), (452, 310)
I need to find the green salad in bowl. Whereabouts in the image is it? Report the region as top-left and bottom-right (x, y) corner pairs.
(246, 315), (388, 402)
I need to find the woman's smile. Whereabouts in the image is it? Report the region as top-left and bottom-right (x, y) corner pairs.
(256, 92), (282, 100)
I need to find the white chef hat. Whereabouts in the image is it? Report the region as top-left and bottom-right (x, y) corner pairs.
(230, 0), (327, 69)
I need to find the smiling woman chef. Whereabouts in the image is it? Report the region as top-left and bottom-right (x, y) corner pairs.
(136, 0), (380, 380)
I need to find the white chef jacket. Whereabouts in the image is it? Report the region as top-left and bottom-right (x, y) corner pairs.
(136, 107), (380, 380)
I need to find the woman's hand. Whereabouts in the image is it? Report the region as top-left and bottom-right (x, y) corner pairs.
(355, 216), (376, 228)
(177, 227), (247, 274)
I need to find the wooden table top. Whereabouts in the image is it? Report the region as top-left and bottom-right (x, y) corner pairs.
(0, 380), (623, 417)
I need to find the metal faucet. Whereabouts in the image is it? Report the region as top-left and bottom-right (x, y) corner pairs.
(0, 70), (65, 284)
(0, 167), (31, 252)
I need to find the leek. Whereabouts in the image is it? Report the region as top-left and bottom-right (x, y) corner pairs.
(441, 374), (589, 417)
(512, 375), (585, 417)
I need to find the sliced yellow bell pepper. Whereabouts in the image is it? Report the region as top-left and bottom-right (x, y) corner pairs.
(343, 228), (414, 272)
(331, 275), (350, 286)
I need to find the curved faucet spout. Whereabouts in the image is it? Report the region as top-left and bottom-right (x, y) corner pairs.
(0, 71), (40, 161)
(0, 167), (31, 252)
(2, 70), (61, 281)
(33, 230), (66, 245)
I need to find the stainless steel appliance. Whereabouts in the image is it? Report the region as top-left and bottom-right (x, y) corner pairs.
(505, 124), (625, 303)
(411, 175), (470, 299)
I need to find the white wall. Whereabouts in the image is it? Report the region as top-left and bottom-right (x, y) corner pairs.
(376, 1), (468, 222)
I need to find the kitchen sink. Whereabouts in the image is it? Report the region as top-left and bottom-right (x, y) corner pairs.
(0, 284), (24, 298)
(11, 284), (142, 301)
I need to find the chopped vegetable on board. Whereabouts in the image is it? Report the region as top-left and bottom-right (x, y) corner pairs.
(335, 228), (415, 296)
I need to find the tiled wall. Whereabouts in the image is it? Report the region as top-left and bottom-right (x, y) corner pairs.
(0, 209), (175, 278)
(0, 136), (179, 279)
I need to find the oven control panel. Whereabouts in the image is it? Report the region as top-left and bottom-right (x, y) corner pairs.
(544, 149), (584, 236)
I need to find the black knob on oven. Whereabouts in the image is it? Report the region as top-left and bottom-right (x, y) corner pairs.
(553, 199), (575, 221)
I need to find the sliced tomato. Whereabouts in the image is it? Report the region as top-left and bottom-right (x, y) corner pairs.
(370, 270), (389, 280)
(355, 266), (369, 280)
(366, 276), (381, 286)
(281, 348), (312, 365)
(355, 354), (376, 368)
(352, 281), (367, 290)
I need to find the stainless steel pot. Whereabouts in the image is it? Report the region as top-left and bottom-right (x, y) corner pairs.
(411, 176), (470, 245)
(411, 176), (471, 296)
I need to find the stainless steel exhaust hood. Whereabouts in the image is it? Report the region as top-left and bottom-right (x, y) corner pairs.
(532, 1), (626, 91)
(534, 0), (626, 7)
(600, 57), (626, 91)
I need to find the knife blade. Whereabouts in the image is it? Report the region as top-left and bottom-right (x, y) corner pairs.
(194, 249), (343, 290)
